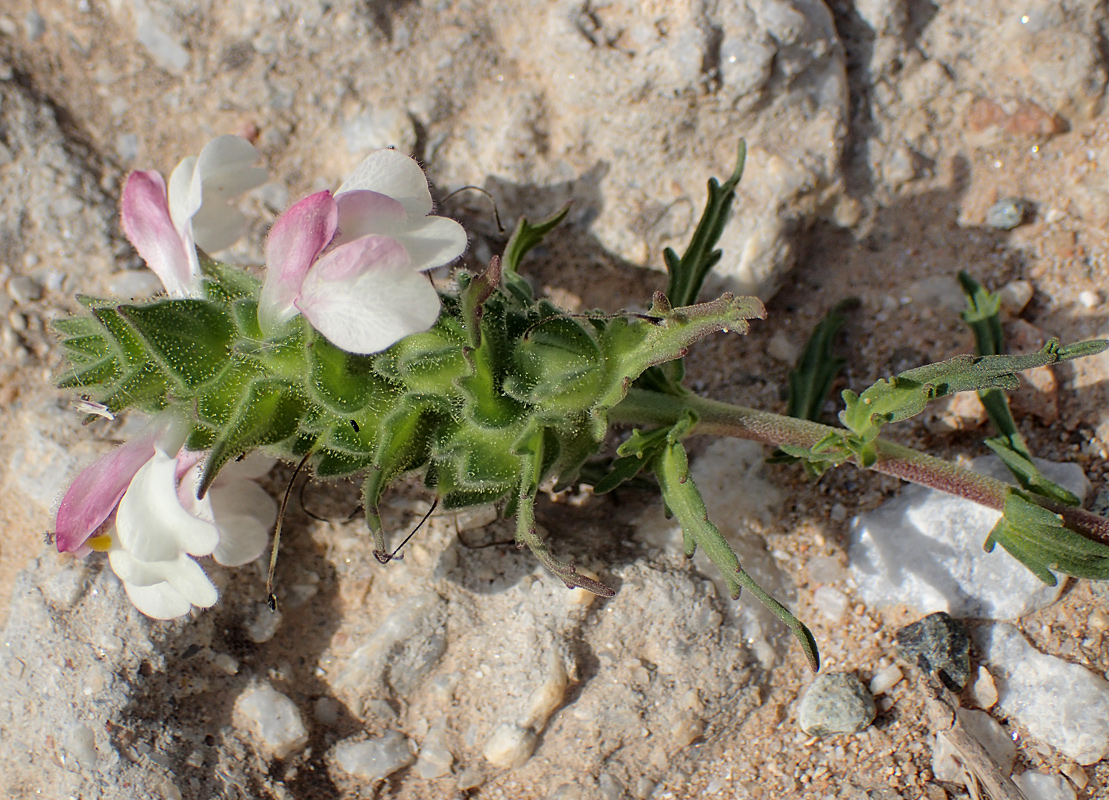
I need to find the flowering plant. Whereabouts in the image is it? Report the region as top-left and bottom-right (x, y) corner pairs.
(53, 137), (1109, 668)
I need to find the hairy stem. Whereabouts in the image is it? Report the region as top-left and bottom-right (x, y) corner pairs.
(611, 388), (1109, 545)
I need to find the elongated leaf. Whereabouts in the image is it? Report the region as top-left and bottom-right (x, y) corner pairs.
(652, 434), (819, 671)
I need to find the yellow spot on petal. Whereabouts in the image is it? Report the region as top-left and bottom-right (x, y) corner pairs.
(87, 535), (113, 552)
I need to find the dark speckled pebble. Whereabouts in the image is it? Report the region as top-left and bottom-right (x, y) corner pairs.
(895, 611), (970, 690)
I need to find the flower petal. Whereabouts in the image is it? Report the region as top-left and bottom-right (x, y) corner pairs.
(110, 547), (218, 618)
(259, 191), (338, 332)
(209, 478), (276, 566)
(190, 135), (268, 252)
(333, 189), (407, 247)
(120, 170), (198, 297)
(121, 581), (195, 619)
(394, 215), (468, 271)
(54, 428), (160, 553)
(337, 150), (433, 217)
(295, 235), (441, 354)
(116, 449), (220, 561)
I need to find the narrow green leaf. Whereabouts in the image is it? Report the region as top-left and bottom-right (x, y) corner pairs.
(664, 141), (747, 308)
(652, 436), (819, 671)
(787, 299), (857, 422)
(502, 205), (571, 276)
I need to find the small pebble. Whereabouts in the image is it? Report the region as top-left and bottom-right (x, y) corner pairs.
(895, 612), (970, 690)
(234, 683), (308, 759)
(813, 586), (849, 622)
(807, 555), (846, 584)
(64, 723), (98, 768)
(998, 280), (1034, 315)
(1078, 290), (1102, 309)
(414, 724), (453, 779)
(970, 665), (998, 710)
(483, 723), (537, 769)
(456, 765), (485, 791)
(332, 731), (416, 782)
(7, 275), (41, 303)
(868, 664), (903, 696)
(985, 197), (1028, 230)
(1060, 763), (1088, 791)
(1012, 771), (1077, 800)
(797, 672), (876, 737)
(245, 604), (282, 643)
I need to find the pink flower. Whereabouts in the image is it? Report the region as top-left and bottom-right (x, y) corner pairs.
(258, 149), (467, 354)
(120, 135), (267, 297)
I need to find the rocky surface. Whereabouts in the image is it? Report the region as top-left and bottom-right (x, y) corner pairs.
(4, 0), (1109, 798)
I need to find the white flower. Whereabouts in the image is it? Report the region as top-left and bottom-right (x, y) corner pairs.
(120, 135), (267, 297)
(257, 149), (467, 354)
(104, 448), (276, 619)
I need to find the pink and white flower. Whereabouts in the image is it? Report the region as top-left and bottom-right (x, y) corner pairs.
(258, 149), (467, 354)
(54, 419), (276, 619)
(120, 135), (267, 298)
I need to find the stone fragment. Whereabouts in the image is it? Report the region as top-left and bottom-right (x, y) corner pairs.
(131, 0), (190, 74)
(931, 709), (1015, 782)
(868, 664), (903, 696)
(998, 280), (1034, 315)
(234, 683), (309, 760)
(848, 457), (1087, 619)
(482, 723), (537, 769)
(1078, 290), (1102, 309)
(895, 612), (970, 690)
(414, 722), (453, 779)
(331, 731), (416, 782)
(1012, 771), (1077, 800)
(984, 198), (1028, 230)
(974, 623), (1109, 765)
(797, 672), (876, 737)
(970, 665), (999, 710)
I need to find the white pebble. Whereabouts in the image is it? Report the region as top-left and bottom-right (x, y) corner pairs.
(7, 275), (41, 303)
(482, 723), (537, 769)
(813, 585), (849, 622)
(1012, 771), (1077, 800)
(849, 457), (1087, 618)
(246, 604), (282, 643)
(868, 664), (903, 696)
(234, 683), (308, 759)
(332, 731), (416, 782)
(807, 555), (846, 584)
(975, 623), (1109, 764)
(1078, 290), (1102, 309)
(520, 650), (568, 730)
(414, 723), (453, 779)
(64, 723), (98, 768)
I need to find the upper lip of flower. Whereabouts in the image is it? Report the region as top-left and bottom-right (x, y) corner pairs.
(257, 149), (468, 355)
(119, 135), (267, 298)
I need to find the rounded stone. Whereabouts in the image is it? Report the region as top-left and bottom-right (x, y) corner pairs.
(798, 672), (876, 737)
(985, 197), (1028, 230)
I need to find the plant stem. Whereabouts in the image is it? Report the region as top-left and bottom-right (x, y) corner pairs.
(611, 388), (1109, 545)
